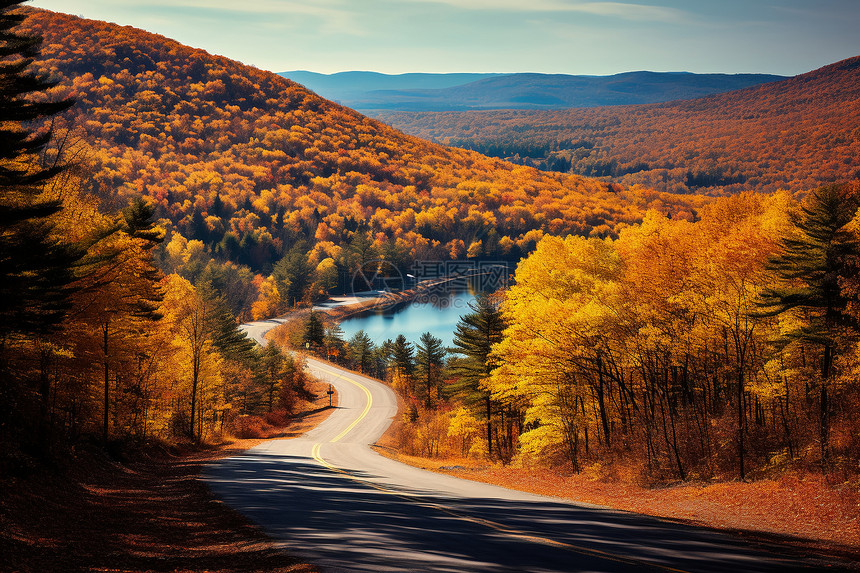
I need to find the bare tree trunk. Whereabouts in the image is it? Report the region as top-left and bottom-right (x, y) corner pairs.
(103, 320), (110, 444)
(820, 344), (831, 465)
(190, 352), (200, 440)
(596, 355), (611, 448)
(738, 367), (745, 481)
(485, 395), (492, 459)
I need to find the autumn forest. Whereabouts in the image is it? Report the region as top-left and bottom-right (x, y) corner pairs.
(3, 0), (860, 534)
(378, 56), (860, 197)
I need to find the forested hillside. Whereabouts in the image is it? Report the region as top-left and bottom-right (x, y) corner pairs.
(0, 7), (708, 457)
(3, 0), (859, 510)
(0, 5), (299, 459)
(23, 8), (702, 307)
(349, 186), (860, 483)
(376, 57), (860, 195)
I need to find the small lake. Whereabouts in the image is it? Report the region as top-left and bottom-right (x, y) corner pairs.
(338, 291), (476, 348)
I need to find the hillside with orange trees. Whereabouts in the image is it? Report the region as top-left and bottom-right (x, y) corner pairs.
(375, 56), (860, 196)
(22, 9), (703, 293)
(1, 0), (310, 472)
(0, 6), (702, 468)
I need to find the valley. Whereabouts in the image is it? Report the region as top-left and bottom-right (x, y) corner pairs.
(2, 2), (860, 572)
(375, 57), (860, 195)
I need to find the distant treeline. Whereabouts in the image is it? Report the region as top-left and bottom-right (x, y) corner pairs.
(375, 56), (860, 196)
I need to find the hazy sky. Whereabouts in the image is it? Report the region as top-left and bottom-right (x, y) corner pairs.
(28, 0), (860, 76)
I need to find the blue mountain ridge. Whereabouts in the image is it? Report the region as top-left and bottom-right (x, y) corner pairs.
(278, 70), (786, 111)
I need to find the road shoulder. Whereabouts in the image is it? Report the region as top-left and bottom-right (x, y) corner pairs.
(0, 407), (334, 573)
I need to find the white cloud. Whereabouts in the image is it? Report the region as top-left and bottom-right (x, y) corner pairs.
(104, 0), (365, 36)
(144, 0), (341, 15)
(571, 2), (686, 22)
(393, 0), (687, 22)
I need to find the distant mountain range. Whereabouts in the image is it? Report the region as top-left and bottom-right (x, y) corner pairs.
(375, 56), (860, 195)
(278, 70), (786, 111)
(25, 8), (703, 274)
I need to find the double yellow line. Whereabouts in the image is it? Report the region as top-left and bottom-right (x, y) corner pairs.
(311, 363), (373, 470)
(309, 363), (688, 573)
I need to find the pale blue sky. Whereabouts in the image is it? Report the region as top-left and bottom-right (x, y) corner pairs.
(28, 0), (860, 76)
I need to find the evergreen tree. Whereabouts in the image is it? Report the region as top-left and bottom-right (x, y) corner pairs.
(391, 334), (415, 394)
(122, 196), (165, 320)
(217, 231), (240, 261)
(0, 1), (79, 447)
(348, 330), (375, 373)
(210, 192), (225, 217)
(323, 323), (346, 362)
(415, 332), (446, 409)
(196, 281), (256, 367)
(258, 343), (284, 411)
(303, 311), (325, 350)
(97, 197), (165, 444)
(374, 338), (395, 379)
(0, 0), (76, 341)
(196, 259), (258, 320)
(449, 294), (505, 458)
(344, 232), (378, 291)
(273, 243), (311, 307)
(757, 183), (860, 463)
(392, 334), (414, 375)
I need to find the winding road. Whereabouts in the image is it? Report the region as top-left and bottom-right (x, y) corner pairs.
(203, 319), (843, 572)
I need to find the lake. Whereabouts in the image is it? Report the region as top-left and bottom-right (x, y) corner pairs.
(337, 291), (476, 348)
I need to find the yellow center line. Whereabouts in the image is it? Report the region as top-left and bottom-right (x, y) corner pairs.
(313, 363), (373, 443)
(310, 363), (689, 573)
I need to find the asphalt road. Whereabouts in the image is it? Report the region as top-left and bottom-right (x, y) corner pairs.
(204, 320), (845, 572)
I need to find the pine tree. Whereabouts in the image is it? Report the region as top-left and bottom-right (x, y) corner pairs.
(273, 243), (311, 307)
(757, 183), (860, 463)
(415, 332), (446, 409)
(196, 280), (255, 367)
(0, 0), (76, 341)
(122, 196), (165, 320)
(323, 323), (345, 361)
(391, 334), (415, 395)
(374, 338), (395, 379)
(348, 330), (375, 373)
(258, 343), (285, 412)
(303, 311), (325, 350)
(392, 334), (415, 374)
(0, 1), (78, 446)
(449, 294), (505, 458)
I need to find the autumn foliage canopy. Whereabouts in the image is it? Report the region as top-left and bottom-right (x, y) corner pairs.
(378, 56), (860, 196)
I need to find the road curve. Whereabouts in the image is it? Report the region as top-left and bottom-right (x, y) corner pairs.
(204, 321), (841, 572)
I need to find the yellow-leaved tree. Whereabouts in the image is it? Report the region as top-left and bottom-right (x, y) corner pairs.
(160, 274), (225, 441)
(490, 234), (624, 471)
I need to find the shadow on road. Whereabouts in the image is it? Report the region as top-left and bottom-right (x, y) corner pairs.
(205, 450), (847, 573)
